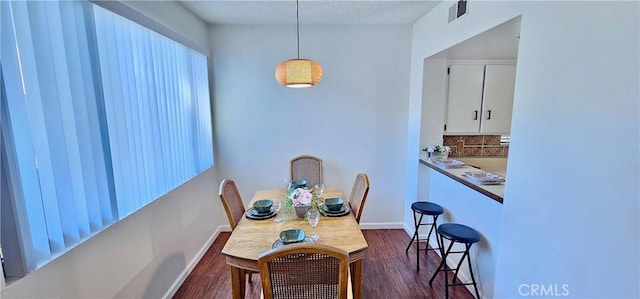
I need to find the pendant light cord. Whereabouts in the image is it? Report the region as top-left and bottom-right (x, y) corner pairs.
(296, 0), (300, 59)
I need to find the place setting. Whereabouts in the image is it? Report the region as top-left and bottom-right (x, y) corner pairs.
(245, 199), (278, 220)
(272, 208), (321, 248)
(271, 228), (315, 248)
(319, 197), (350, 217)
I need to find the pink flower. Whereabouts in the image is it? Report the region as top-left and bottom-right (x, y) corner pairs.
(289, 188), (314, 205)
(298, 189), (313, 205)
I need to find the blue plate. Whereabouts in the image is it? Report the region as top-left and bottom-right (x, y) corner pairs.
(272, 237), (315, 249)
(320, 204), (350, 217)
(245, 207), (276, 220)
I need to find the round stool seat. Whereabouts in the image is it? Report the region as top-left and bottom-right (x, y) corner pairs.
(411, 202), (444, 216)
(438, 223), (480, 244)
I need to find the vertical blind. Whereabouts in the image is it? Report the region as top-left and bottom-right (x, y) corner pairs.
(92, 5), (213, 218)
(0, 0), (212, 276)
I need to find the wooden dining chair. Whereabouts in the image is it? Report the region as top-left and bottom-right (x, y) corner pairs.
(219, 179), (247, 230)
(290, 155), (323, 188)
(218, 179), (258, 282)
(258, 243), (352, 299)
(348, 173), (370, 224)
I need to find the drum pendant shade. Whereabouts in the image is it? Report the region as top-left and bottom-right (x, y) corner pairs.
(275, 0), (322, 88)
(275, 59), (322, 88)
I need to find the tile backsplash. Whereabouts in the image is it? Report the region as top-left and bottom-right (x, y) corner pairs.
(443, 135), (509, 158)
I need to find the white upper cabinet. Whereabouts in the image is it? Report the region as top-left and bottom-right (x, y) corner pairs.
(446, 65), (485, 133)
(481, 65), (516, 133)
(445, 63), (516, 134)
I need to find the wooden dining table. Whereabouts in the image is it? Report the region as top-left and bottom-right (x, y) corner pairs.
(222, 187), (369, 299)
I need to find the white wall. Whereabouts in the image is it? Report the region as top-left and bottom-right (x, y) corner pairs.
(409, 1), (639, 298)
(428, 168), (503, 298)
(419, 58), (448, 149)
(411, 58), (447, 223)
(209, 25), (412, 227)
(0, 1), (224, 298)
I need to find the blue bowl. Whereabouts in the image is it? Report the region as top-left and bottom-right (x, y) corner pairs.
(324, 198), (344, 212)
(290, 179), (307, 189)
(280, 229), (305, 244)
(253, 199), (273, 214)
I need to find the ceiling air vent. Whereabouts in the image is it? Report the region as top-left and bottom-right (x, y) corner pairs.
(448, 0), (468, 23)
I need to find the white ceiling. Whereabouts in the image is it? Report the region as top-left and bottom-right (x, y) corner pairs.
(179, 0), (442, 25)
(178, 1), (519, 59)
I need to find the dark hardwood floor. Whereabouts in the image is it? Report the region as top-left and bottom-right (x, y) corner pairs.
(173, 229), (475, 299)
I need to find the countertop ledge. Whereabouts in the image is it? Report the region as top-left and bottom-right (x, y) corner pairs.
(420, 158), (504, 204)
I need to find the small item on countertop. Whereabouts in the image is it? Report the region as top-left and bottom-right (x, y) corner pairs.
(435, 159), (466, 168)
(462, 171), (505, 185)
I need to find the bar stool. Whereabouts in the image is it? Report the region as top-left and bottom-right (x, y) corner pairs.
(429, 223), (481, 299)
(405, 201), (443, 271)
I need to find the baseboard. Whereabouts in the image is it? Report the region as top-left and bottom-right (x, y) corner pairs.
(163, 226), (224, 299)
(219, 224), (232, 232)
(359, 222), (405, 230)
(403, 223), (414, 236)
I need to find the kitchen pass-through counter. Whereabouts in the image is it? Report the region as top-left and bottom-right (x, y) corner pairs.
(419, 157), (507, 203)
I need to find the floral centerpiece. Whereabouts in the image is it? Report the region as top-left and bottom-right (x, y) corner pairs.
(423, 145), (451, 161)
(283, 186), (323, 218)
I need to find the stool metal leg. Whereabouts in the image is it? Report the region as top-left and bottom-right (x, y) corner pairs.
(411, 213), (425, 271)
(415, 214), (424, 271)
(405, 211), (421, 252)
(430, 238), (481, 299)
(452, 243), (480, 299)
(429, 234), (453, 286)
(452, 244), (470, 282)
(465, 244), (481, 299)
(426, 214), (441, 256)
(406, 212), (440, 272)
(443, 235), (452, 299)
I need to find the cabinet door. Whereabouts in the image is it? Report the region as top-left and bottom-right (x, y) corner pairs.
(481, 65), (516, 134)
(446, 65), (485, 133)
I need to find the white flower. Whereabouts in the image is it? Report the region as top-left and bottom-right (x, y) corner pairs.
(424, 145), (450, 153)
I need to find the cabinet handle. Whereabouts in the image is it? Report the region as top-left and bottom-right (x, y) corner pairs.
(487, 110), (492, 120)
(474, 110), (478, 120)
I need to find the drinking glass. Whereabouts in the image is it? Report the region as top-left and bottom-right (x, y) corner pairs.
(284, 178), (292, 190)
(314, 184), (325, 197)
(307, 208), (320, 241)
(273, 201), (283, 223)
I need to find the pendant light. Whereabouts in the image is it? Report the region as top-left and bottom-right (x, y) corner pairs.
(275, 0), (322, 88)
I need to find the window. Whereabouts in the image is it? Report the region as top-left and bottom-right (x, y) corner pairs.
(1, 0), (212, 280)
